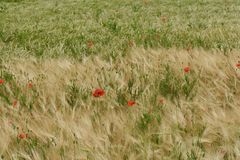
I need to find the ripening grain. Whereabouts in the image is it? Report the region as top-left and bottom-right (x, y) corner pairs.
(0, 49), (240, 159)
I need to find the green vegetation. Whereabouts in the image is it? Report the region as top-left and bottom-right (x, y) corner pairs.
(1, 0), (240, 60)
(1, 0), (240, 159)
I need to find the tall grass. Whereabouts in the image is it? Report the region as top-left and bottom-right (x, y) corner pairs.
(0, 49), (240, 159)
(1, 0), (240, 60)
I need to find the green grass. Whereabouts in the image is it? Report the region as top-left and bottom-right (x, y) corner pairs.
(1, 0), (240, 60)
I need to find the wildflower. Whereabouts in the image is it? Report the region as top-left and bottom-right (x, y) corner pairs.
(13, 100), (17, 107)
(159, 99), (164, 105)
(87, 41), (94, 49)
(18, 133), (27, 139)
(236, 63), (240, 68)
(184, 66), (190, 73)
(127, 100), (136, 107)
(92, 88), (105, 97)
(27, 82), (33, 88)
(0, 79), (4, 85)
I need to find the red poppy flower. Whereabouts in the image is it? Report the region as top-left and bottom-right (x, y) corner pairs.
(0, 79), (4, 85)
(92, 88), (105, 97)
(159, 99), (164, 105)
(87, 41), (94, 49)
(18, 133), (26, 139)
(13, 100), (17, 107)
(184, 66), (190, 73)
(236, 63), (240, 68)
(127, 100), (136, 107)
(27, 82), (33, 88)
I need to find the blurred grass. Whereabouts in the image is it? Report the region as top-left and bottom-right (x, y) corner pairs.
(1, 49), (240, 159)
(1, 1), (240, 159)
(1, 0), (240, 60)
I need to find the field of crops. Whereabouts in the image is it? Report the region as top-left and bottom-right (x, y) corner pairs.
(1, 0), (240, 159)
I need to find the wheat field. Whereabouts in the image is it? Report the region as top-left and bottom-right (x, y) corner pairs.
(1, 0), (240, 160)
(0, 48), (240, 159)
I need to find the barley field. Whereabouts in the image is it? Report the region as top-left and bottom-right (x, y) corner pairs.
(0, 0), (240, 160)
